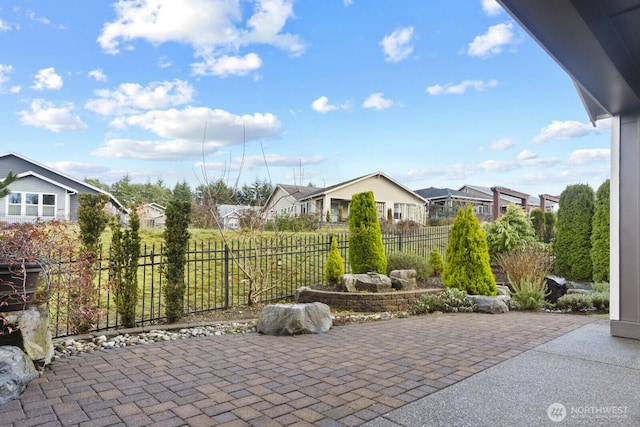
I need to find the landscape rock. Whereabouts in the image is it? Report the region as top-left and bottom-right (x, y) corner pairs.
(496, 285), (511, 297)
(0, 346), (38, 404)
(567, 288), (593, 295)
(4, 305), (53, 364)
(257, 302), (332, 335)
(545, 275), (567, 304)
(566, 282), (593, 291)
(342, 273), (392, 293)
(390, 269), (418, 291)
(466, 295), (510, 314)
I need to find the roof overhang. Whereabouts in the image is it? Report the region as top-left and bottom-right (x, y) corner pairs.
(497, 0), (640, 123)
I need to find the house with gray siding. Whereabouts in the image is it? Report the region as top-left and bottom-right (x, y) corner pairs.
(0, 152), (126, 223)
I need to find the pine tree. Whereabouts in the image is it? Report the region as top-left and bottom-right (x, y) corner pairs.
(484, 203), (536, 259)
(591, 179), (610, 282)
(442, 206), (496, 295)
(348, 191), (387, 274)
(554, 184), (595, 281)
(324, 236), (345, 286)
(428, 248), (444, 277)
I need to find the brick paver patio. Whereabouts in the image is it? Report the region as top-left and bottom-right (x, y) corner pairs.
(1, 312), (604, 426)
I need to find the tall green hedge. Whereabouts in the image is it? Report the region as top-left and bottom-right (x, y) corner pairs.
(442, 206), (496, 295)
(554, 184), (595, 281)
(110, 209), (141, 328)
(530, 208), (545, 242)
(591, 179), (610, 282)
(348, 191), (386, 274)
(163, 199), (191, 323)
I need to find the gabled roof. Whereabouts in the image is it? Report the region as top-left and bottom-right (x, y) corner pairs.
(459, 184), (545, 206)
(299, 171), (428, 203)
(16, 171), (79, 194)
(1, 151), (126, 212)
(262, 183), (323, 210)
(415, 187), (493, 202)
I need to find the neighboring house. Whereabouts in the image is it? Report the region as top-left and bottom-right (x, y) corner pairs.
(415, 187), (493, 220)
(264, 172), (428, 224)
(458, 185), (558, 219)
(0, 152), (126, 223)
(137, 203), (166, 228)
(262, 184), (323, 221)
(217, 204), (261, 229)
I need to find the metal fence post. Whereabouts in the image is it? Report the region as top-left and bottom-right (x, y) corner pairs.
(224, 243), (230, 309)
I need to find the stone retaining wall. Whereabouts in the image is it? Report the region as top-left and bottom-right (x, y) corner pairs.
(296, 287), (442, 312)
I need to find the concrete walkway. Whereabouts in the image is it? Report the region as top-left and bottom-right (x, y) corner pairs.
(2, 312), (633, 427)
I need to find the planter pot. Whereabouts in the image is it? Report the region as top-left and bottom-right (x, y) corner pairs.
(0, 262), (42, 312)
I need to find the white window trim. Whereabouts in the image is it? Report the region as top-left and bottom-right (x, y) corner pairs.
(7, 191), (57, 217)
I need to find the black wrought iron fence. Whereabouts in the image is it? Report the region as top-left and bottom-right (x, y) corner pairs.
(48, 226), (450, 337)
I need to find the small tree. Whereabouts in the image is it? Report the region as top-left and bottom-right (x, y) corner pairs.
(110, 209), (141, 328)
(348, 191), (387, 274)
(77, 193), (110, 259)
(442, 206), (496, 295)
(324, 236), (344, 286)
(338, 205), (344, 222)
(428, 248), (444, 277)
(554, 184), (595, 281)
(163, 199), (191, 323)
(591, 179), (610, 282)
(543, 211), (557, 244)
(326, 210), (331, 222)
(484, 203), (536, 260)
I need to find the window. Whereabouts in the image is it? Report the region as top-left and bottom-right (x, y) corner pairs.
(6, 192), (56, 217)
(376, 202), (386, 219)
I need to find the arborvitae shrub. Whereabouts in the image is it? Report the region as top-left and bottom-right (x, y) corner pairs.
(591, 179), (610, 283)
(348, 191), (387, 274)
(554, 184), (595, 281)
(163, 199), (191, 323)
(484, 203), (537, 260)
(386, 252), (430, 281)
(110, 209), (141, 328)
(427, 248), (444, 277)
(326, 210), (331, 222)
(530, 208), (545, 242)
(338, 205), (344, 222)
(442, 206), (496, 295)
(324, 236), (344, 286)
(543, 211), (557, 244)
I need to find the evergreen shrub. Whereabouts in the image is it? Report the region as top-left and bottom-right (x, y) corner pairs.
(590, 179), (610, 283)
(324, 236), (345, 286)
(348, 191), (386, 274)
(410, 288), (477, 314)
(484, 203), (537, 260)
(442, 206), (496, 295)
(554, 184), (595, 281)
(427, 248), (444, 277)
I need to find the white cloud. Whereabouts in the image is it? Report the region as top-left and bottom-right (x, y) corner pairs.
(97, 0), (304, 76)
(47, 161), (110, 177)
(191, 52), (263, 77)
(407, 164), (474, 181)
(18, 99), (88, 132)
(199, 153), (325, 173)
(481, 0), (503, 16)
(479, 138), (514, 151)
(311, 96), (348, 113)
(567, 148), (611, 165)
(94, 107), (281, 160)
(0, 18), (14, 31)
(380, 26), (414, 63)
(88, 69), (107, 82)
(362, 92), (394, 110)
(85, 79), (195, 116)
(10, 86), (21, 94)
(0, 64), (13, 86)
(344, 0), (354, 5)
(31, 67), (63, 90)
(427, 79), (498, 95)
(158, 56), (173, 69)
(517, 149), (536, 160)
(467, 23), (516, 58)
(533, 120), (605, 143)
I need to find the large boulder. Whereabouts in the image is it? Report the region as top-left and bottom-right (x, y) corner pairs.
(389, 270), (418, 291)
(342, 273), (392, 293)
(4, 305), (53, 364)
(0, 346), (38, 404)
(257, 302), (332, 336)
(466, 295), (510, 314)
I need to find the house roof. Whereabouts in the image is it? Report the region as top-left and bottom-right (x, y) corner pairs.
(299, 171), (428, 204)
(497, 0), (640, 123)
(414, 187), (492, 203)
(459, 184), (552, 207)
(262, 183), (324, 210)
(217, 204), (260, 219)
(1, 151), (127, 212)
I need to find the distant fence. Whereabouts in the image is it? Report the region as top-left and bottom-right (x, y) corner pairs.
(49, 227), (450, 337)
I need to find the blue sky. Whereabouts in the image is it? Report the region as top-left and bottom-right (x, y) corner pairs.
(0, 0), (610, 197)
